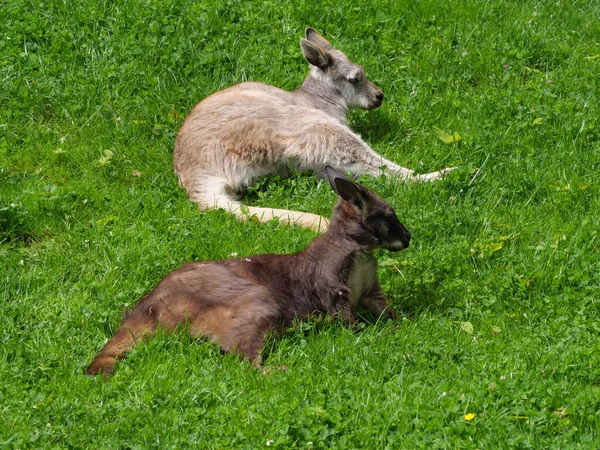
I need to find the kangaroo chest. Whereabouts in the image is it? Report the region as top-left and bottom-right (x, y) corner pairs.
(346, 253), (378, 305)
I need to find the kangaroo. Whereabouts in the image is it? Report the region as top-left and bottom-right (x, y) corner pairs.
(87, 167), (411, 378)
(173, 27), (453, 231)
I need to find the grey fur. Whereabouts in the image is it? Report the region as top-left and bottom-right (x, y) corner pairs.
(174, 28), (453, 231)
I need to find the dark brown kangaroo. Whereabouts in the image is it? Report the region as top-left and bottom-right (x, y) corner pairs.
(87, 168), (411, 377)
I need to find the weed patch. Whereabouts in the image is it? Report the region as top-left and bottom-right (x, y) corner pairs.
(1, 0), (599, 447)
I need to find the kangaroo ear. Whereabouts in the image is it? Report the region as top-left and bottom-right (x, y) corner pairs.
(300, 39), (331, 70)
(324, 166), (346, 185)
(326, 167), (369, 212)
(305, 27), (333, 50)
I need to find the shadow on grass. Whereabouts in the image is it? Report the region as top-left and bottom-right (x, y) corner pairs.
(348, 108), (399, 143)
(0, 209), (41, 247)
(392, 284), (460, 320)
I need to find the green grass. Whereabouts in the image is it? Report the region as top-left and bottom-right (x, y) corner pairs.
(2, 0), (600, 447)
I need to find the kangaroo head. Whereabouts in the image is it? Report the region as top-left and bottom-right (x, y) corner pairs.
(300, 28), (384, 111)
(325, 167), (410, 251)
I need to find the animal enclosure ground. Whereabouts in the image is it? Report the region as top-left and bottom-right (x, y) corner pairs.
(1, 0), (600, 447)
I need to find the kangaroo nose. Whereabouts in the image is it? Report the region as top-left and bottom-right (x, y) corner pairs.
(376, 91), (384, 101)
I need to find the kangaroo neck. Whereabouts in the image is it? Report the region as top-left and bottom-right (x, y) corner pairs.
(296, 67), (349, 123)
(300, 223), (370, 272)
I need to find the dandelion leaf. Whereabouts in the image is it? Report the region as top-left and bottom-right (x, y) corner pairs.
(434, 127), (461, 144)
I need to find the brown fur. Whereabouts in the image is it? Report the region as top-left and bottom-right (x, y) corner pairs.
(87, 168), (411, 377)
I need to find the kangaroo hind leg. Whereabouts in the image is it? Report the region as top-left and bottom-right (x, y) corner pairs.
(216, 293), (280, 367)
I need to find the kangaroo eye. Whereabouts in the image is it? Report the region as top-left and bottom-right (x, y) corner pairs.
(347, 68), (363, 84)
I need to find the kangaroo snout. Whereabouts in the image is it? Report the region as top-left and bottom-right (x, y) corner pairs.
(386, 222), (411, 252)
(366, 86), (384, 110)
(402, 229), (411, 248)
(395, 231), (411, 251)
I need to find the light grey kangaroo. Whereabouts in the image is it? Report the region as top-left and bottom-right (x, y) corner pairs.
(174, 28), (453, 231)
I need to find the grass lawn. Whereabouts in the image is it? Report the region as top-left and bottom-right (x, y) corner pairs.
(2, 0), (600, 447)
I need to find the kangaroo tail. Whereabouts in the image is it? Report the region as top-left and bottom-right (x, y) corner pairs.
(189, 175), (329, 232)
(241, 205), (329, 231)
(87, 320), (155, 378)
